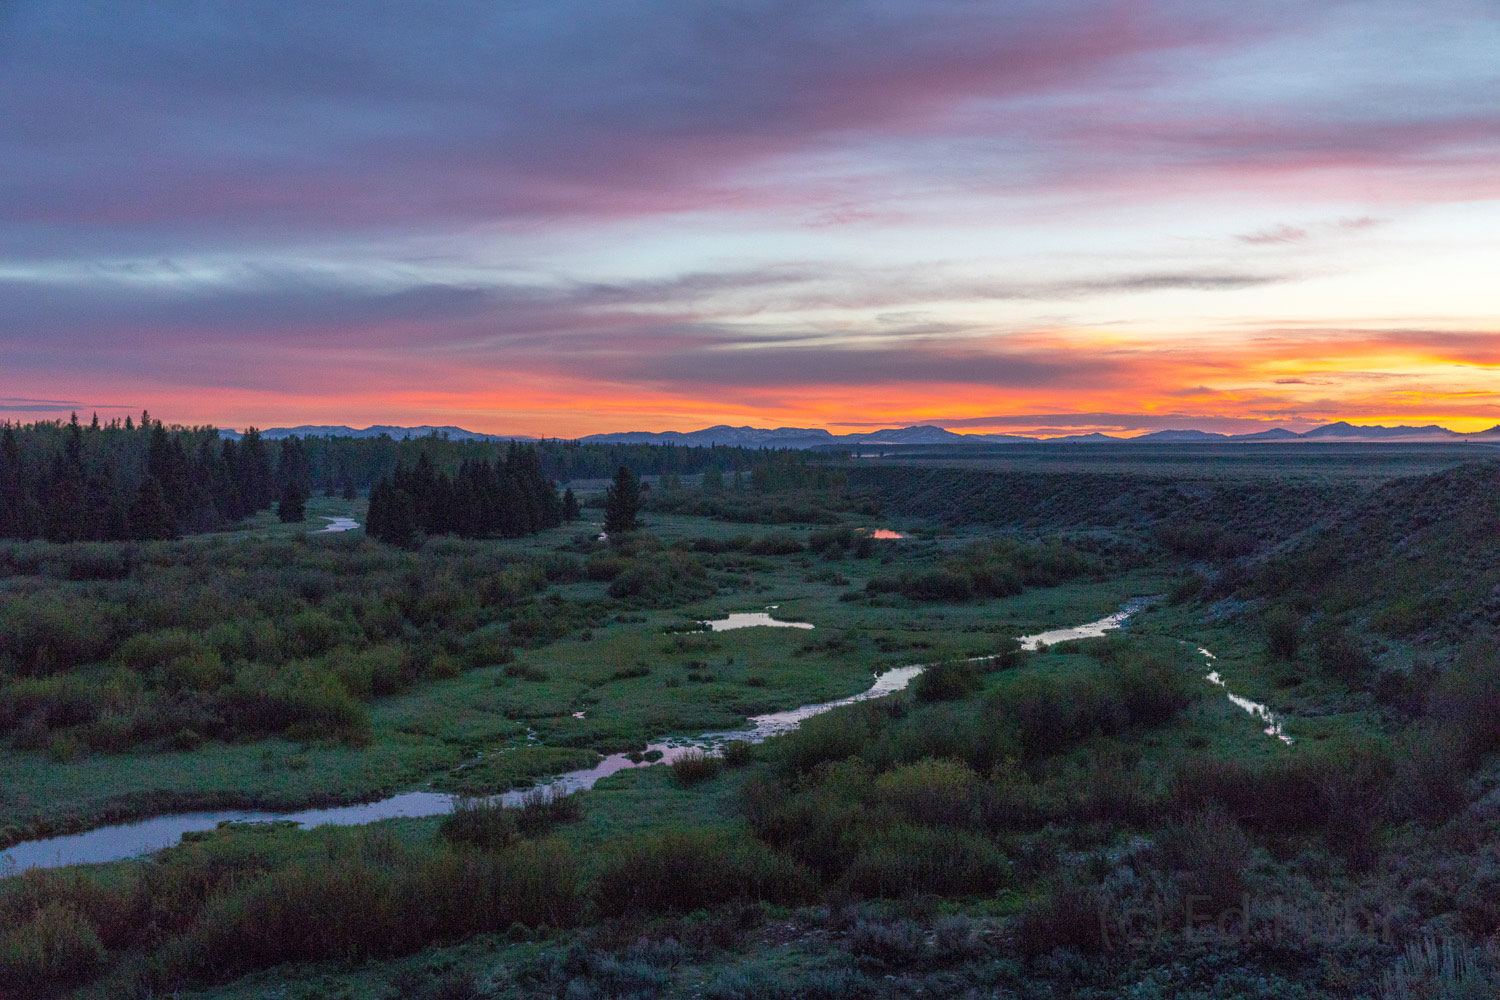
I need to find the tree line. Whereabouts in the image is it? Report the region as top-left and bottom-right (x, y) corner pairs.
(365, 448), (575, 545)
(0, 413), (307, 541)
(0, 415), (839, 542)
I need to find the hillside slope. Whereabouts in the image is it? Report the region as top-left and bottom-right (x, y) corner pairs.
(1251, 460), (1500, 646)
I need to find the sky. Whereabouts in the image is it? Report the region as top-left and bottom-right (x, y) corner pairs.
(2, 0), (1498, 437)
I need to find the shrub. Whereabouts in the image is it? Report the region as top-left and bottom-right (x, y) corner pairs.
(746, 534), (805, 556)
(462, 623), (516, 670)
(705, 965), (875, 1000)
(1011, 877), (1108, 956)
(591, 829), (816, 917)
(720, 740), (755, 767)
(987, 673), (1126, 759)
(289, 609), (343, 657)
(157, 836), (582, 984)
(689, 535), (751, 553)
(1313, 624), (1374, 687)
(1428, 641), (1500, 763)
(844, 917), (925, 967)
(913, 659), (981, 702)
(513, 787), (584, 837)
(0, 674), (106, 732)
(438, 797), (518, 851)
(843, 824), (1008, 898)
(1103, 642), (1195, 726)
(503, 662), (550, 682)
(1380, 936), (1500, 1000)
(670, 748), (724, 785)
(873, 758), (980, 827)
(773, 703), (882, 776)
(0, 593), (120, 675)
(1152, 807), (1253, 911)
(0, 901), (107, 991)
(215, 670), (371, 744)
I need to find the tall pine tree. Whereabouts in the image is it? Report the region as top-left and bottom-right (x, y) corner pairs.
(602, 466), (642, 535)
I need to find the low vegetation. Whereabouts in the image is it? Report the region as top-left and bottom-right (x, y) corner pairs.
(4, 449), (1500, 999)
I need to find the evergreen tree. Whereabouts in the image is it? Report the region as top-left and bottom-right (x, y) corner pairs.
(129, 475), (178, 540)
(277, 481), (307, 523)
(0, 426), (24, 538)
(603, 465), (642, 535)
(701, 465), (723, 491)
(562, 487), (581, 521)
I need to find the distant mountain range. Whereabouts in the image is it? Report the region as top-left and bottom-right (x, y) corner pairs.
(217, 421), (1500, 447)
(580, 421), (1500, 447)
(220, 425), (531, 442)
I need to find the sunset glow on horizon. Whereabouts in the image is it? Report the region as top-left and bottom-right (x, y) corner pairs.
(2, 2), (1497, 437)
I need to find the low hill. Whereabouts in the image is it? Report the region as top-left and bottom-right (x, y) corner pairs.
(849, 464), (1357, 543)
(1249, 460), (1500, 646)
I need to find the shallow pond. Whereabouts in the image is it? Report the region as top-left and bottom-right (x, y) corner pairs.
(703, 612), (815, 631)
(2, 602), (1148, 874)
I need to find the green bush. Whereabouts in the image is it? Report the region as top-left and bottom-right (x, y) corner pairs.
(746, 534), (805, 556)
(1011, 876), (1108, 956)
(0, 593), (120, 675)
(513, 787), (584, 836)
(0, 901), (107, 991)
(591, 829), (817, 917)
(721, 739), (755, 767)
(157, 836), (582, 985)
(438, 797), (518, 850)
(671, 748), (724, 784)
(872, 758), (980, 827)
(843, 823), (1008, 897)
(913, 659), (981, 702)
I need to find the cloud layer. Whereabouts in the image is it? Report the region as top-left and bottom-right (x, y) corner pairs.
(1, 0), (1497, 433)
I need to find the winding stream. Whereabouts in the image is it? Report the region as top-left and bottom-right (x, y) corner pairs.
(2, 602), (1150, 874)
(312, 516), (361, 534)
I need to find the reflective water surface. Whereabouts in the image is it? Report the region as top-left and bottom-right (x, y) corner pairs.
(312, 516), (361, 534)
(703, 612), (815, 631)
(1016, 598), (1154, 650)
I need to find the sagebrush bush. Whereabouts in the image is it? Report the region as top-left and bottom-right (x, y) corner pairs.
(844, 917), (925, 967)
(1153, 806), (1253, 910)
(1011, 876), (1108, 956)
(705, 965), (876, 1000)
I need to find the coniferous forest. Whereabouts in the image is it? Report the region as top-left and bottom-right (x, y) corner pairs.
(0, 415), (826, 542)
(365, 449), (570, 545)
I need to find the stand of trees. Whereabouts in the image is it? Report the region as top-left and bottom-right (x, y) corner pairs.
(0, 415), (841, 542)
(0, 414), (308, 541)
(365, 447), (565, 545)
